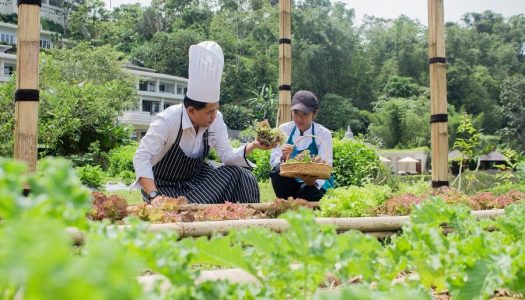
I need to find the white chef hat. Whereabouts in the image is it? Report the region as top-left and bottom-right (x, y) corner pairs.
(186, 41), (224, 103)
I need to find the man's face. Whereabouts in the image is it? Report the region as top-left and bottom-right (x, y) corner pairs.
(188, 102), (220, 128)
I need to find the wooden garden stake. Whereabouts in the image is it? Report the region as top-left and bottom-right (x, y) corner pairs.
(428, 0), (449, 189)
(277, 0), (292, 125)
(14, 0), (41, 173)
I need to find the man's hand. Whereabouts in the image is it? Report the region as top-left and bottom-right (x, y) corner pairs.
(150, 195), (164, 207)
(281, 144), (294, 162)
(246, 140), (279, 155)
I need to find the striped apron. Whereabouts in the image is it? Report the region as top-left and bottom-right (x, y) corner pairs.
(147, 112), (260, 204)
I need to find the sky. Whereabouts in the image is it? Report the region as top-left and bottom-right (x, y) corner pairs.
(103, 0), (525, 25)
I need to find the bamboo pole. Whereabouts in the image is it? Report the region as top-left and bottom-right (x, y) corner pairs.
(428, 0), (449, 190)
(277, 0), (292, 125)
(14, 0), (41, 173)
(118, 209), (505, 238)
(68, 209), (505, 245)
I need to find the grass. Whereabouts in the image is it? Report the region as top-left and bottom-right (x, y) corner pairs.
(102, 181), (277, 205)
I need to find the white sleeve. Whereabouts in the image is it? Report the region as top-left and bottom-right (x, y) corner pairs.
(132, 116), (171, 185)
(314, 127), (333, 189)
(211, 113), (255, 168)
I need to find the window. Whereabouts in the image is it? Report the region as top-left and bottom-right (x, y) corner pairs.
(164, 102), (173, 110)
(183, 87), (187, 94)
(0, 33), (15, 45)
(142, 100), (160, 115)
(139, 81), (147, 91)
(177, 86), (183, 94)
(159, 84), (165, 92)
(148, 82), (156, 92)
(40, 40), (51, 49)
(3, 64), (15, 76)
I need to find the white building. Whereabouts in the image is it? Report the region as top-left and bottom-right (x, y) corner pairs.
(120, 64), (188, 140)
(0, 44), (15, 82)
(0, 0), (67, 26)
(0, 21), (59, 51)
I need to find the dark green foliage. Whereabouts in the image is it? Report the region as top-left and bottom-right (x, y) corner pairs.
(0, 13), (17, 24)
(41, 19), (64, 34)
(381, 76), (422, 98)
(316, 93), (364, 132)
(497, 75), (525, 151)
(221, 104), (253, 130)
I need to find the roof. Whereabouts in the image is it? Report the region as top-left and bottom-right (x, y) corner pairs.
(480, 151), (507, 162)
(448, 150), (466, 161)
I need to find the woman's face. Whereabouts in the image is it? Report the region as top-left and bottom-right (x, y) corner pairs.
(292, 109), (315, 132)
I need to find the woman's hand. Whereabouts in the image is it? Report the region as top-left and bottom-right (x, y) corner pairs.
(312, 156), (326, 164)
(302, 175), (317, 186)
(280, 144), (294, 162)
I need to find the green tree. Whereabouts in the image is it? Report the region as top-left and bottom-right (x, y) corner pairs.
(368, 96), (430, 149)
(497, 75), (525, 151)
(67, 0), (109, 41)
(316, 93), (364, 132)
(381, 76), (422, 98)
(0, 44), (137, 157)
(452, 113), (481, 191)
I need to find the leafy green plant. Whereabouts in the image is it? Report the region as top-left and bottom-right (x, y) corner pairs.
(332, 138), (384, 187)
(247, 148), (272, 182)
(76, 165), (107, 189)
(107, 143), (138, 183)
(318, 184), (392, 217)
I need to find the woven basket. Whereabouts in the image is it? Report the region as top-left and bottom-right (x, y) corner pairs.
(280, 135), (332, 180)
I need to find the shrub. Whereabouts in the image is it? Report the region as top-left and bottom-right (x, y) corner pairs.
(107, 143), (138, 183)
(483, 183), (525, 195)
(457, 170), (507, 195)
(247, 149), (271, 182)
(332, 138), (384, 187)
(76, 165), (106, 189)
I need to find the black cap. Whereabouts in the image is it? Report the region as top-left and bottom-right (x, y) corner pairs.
(291, 90), (319, 113)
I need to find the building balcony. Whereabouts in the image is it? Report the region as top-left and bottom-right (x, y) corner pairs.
(118, 110), (154, 130)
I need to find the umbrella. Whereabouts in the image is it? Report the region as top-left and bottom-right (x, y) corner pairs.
(379, 156), (391, 163)
(398, 157), (419, 163)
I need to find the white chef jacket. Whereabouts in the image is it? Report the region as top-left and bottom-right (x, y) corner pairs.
(132, 104), (254, 189)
